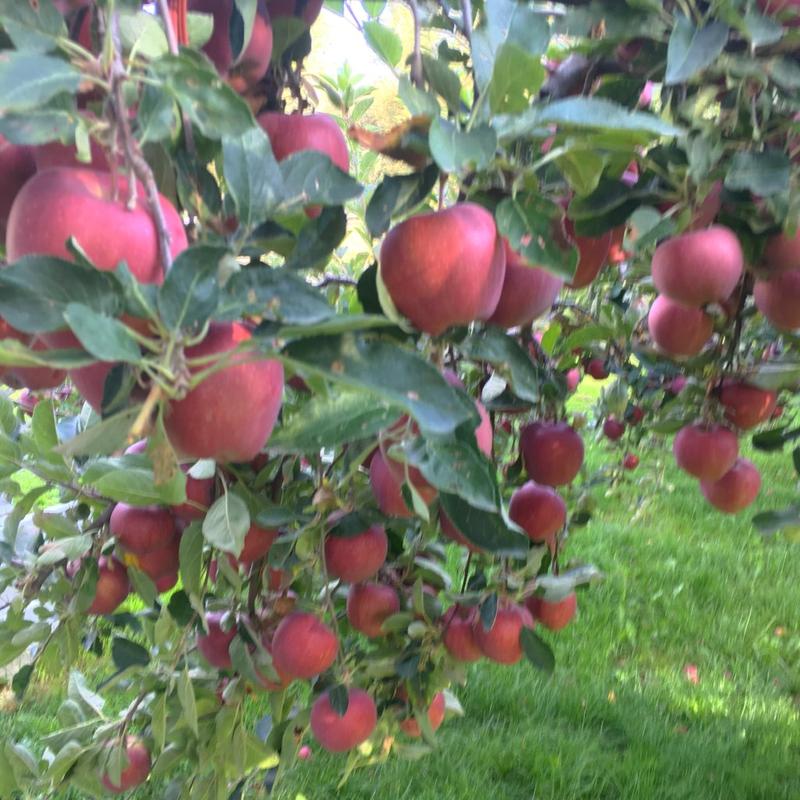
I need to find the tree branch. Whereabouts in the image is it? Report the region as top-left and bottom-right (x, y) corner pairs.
(406, 0), (424, 89)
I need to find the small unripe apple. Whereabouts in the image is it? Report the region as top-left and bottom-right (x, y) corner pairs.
(526, 592), (577, 631)
(700, 458), (761, 513)
(346, 582), (400, 638)
(441, 605), (482, 662)
(603, 417), (626, 441)
(325, 515), (388, 583)
(508, 481), (566, 549)
(647, 295), (713, 358)
(520, 422), (584, 487)
(673, 423), (739, 481)
(310, 687), (377, 753)
(379, 203), (506, 335)
(473, 602), (534, 664)
(651, 226), (743, 307)
(87, 556), (130, 615)
(719, 381), (777, 430)
(271, 611), (337, 679)
(197, 611), (236, 670)
(99, 737), (151, 794)
(753, 269), (800, 331)
(399, 691), (446, 737)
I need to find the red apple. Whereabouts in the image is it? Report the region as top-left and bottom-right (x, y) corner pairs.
(369, 450), (413, 518)
(100, 737), (151, 795)
(622, 453), (639, 470)
(667, 375), (687, 395)
(325, 516), (388, 583)
(127, 537), (180, 580)
(238, 525), (279, 565)
(190, 0), (273, 93)
(520, 422), (584, 486)
(197, 611), (236, 670)
(754, 269), (800, 331)
(0, 136), (36, 241)
(253, 638), (293, 692)
(346, 582), (400, 638)
(508, 481), (566, 549)
(647, 295), (714, 358)
(258, 112), (349, 173)
(87, 556), (130, 615)
(399, 691), (446, 737)
(110, 503), (176, 555)
(266, 0), (323, 25)
(629, 406), (645, 425)
(271, 611), (337, 679)
(700, 457), (761, 513)
(310, 687), (377, 753)
(154, 571), (178, 593)
(472, 602), (534, 664)
(34, 138), (108, 172)
(651, 226), (743, 307)
(719, 381), (777, 430)
(4, 334), (66, 390)
(379, 203), (507, 335)
(603, 417), (626, 441)
(564, 220), (612, 289)
(7, 168), (187, 283)
(172, 468), (215, 522)
(673, 423), (739, 481)
(565, 368), (581, 393)
(441, 369), (493, 456)
(164, 322), (284, 462)
(487, 239), (562, 327)
(442, 605), (482, 662)
(526, 592), (577, 631)
(584, 358), (609, 380)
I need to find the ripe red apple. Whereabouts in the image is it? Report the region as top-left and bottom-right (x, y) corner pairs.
(399, 691), (446, 737)
(87, 556), (130, 615)
(487, 239), (562, 327)
(629, 406), (645, 425)
(719, 381), (777, 430)
(154, 571), (178, 593)
(369, 450), (413, 518)
(33, 138), (108, 172)
(190, 0), (273, 93)
(565, 368), (581, 393)
(584, 358), (609, 380)
(379, 203), (506, 335)
(325, 516), (388, 583)
(520, 422), (584, 487)
(603, 417), (626, 441)
(667, 375), (687, 395)
(700, 457), (761, 513)
(473, 602), (534, 664)
(439, 510), (483, 553)
(647, 295), (714, 358)
(346, 582), (400, 638)
(7, 168), (187, 283)
(197, 611), (236, 670)
(754, 269), (800, 331)
(651, 226), (743, 307)
(4, 334), (67, 391)
(100, 737), (151, 795)
(266, 0), (323, 25)
(258, 112), (348, 172)
(673, 423), (739, 481)
(441, 369), (493, 456)
(622, 453), (639, 470)
(164, 322), (284, 462)
(526, 592), (577, 631)
(564, 220), (612, 289)
(762, 228), (800, 272)
(253, 638), (293, 692)
(110, 503), (176, 555)
(442, 606), (482, 662)
(271, 611), (337, 678)
(377, 426), (439, 513)
(508, 481), (566, 549)
(127, 537), (180, 580)
(0, 136), (36, 241)
(172, 468), (215, 522)
(310, 687), (377, 753)
(237, 525), (279, 565)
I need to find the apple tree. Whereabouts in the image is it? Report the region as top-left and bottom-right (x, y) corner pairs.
(0, 0), (797, 796)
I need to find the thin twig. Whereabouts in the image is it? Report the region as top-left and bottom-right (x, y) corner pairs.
(313, 275), (358, 288)
(406, 0), (424, 89)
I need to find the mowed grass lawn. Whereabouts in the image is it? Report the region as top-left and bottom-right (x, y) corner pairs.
(2, 382), (799, 800)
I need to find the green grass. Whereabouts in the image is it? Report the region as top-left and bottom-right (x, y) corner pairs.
(2, 387), (799, 800)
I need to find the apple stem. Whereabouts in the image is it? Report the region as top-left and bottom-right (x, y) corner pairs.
(128, 385), (165, 443)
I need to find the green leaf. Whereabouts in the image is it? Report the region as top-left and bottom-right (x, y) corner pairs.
(62, 304), (141, 363)
(753, 507), (800, 535)
(30, 400), (58, 451)
(0, 52), (81, 113)
(495, 195), (577, 281)
(748, 361), (800, 391)
(398, 76), (440, 116)
(222, 127), (284, 230)
(428, 118), (496, 174)
(284, 207), (348, 271)
(421, 55), (462, 113)
(724, 150), (790, 197)
(665, 15), (729, 85)
(119, 9), (169, 59)
(178, 667), (199, 736)
(111, 637), (150, 670)
(439, 494), (528, 556)
(0, 1), (66, 52)
(767, 57), (800, 89)
(329, 684), (350, 716)
(520, 627), (555, 674)
(556, 147), (609, 197)
(281, 333), (476, 436)
(365, 164), (439, 238)
(56, 406), (142, 459)
(0, 109), (76, 145)
(218, 267), (335, 324)
(158, 245), (223, 331)
(363, 20), (402, 67)
(150, 51), (254, 139)
(567, 177), (658, 237)
(35, 534), (92, 567)
(151, 693), (167, 753)
(136, 84), (178, 145)
(179, 523), (204, 599)
(488, 43), (546, 115)
(82, 455), (187, 506)
(479, 593), (498, 631)
(741, 11), (783, 47)
(496, 97), (684, 141)
(202, 492), (250, 556)
(278, 151), (363, 210)
(269, 391), (398, 453)
(0, 256), (123, 334)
